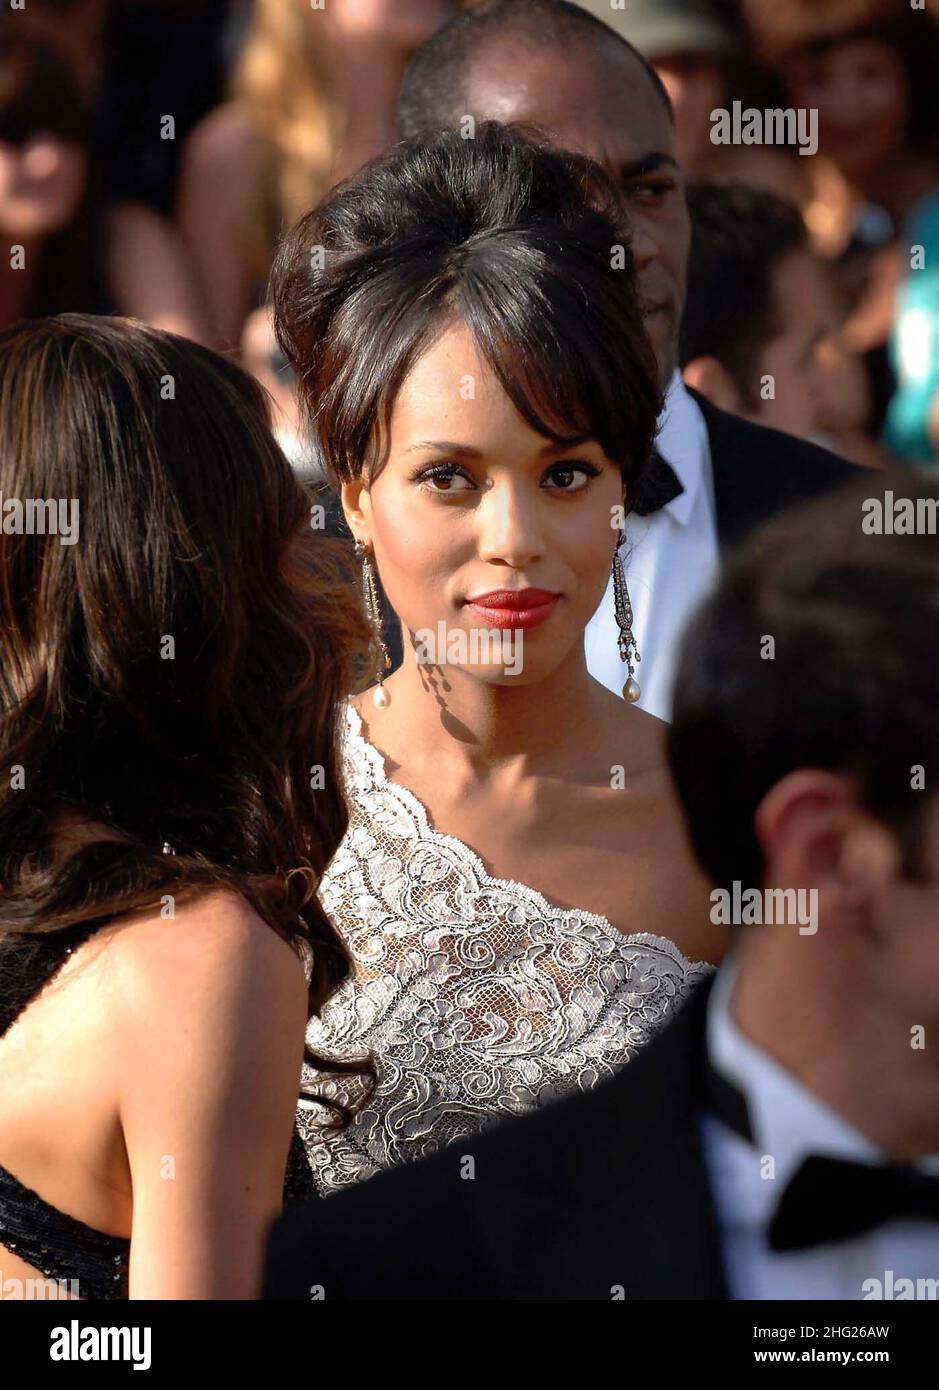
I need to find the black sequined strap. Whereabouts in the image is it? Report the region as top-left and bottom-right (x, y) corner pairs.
(0, 1166), (128, 1300)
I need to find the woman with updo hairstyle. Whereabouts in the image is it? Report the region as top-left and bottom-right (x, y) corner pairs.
(0, 314), (372, 1298)
(272, 123), (723, 1197)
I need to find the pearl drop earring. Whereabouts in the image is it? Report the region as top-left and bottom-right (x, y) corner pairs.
(612, 529), (641, 704)
(354, 540), (391, 708)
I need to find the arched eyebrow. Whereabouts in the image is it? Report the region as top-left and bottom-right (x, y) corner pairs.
(403, 441), (481, 457)
(404, 436), (596, 457)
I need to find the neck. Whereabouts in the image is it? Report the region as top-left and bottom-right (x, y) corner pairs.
(730, 934), (939, 1161)
(365, 631), (614, 778)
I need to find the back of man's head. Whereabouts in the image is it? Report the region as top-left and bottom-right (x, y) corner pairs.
(397, 0), (671, 138)
(680, 182), (808, 410)
(668, 475), (939, 892)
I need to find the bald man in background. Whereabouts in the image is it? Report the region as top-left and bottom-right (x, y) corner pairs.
(395, 0), (854, 720)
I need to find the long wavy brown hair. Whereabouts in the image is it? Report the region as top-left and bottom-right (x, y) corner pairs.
(0, 313), (372, 1114)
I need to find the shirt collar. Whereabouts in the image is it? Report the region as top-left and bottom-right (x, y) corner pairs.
(705, 957), (939, 1236)
(703, 958), (891, 1228)
(706, 958), (884, 1193)
(654, 370), (710, 528)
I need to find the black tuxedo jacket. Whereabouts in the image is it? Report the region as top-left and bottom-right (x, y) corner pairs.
(263, 977), (730, 1300)
(686, 391), (857, 552)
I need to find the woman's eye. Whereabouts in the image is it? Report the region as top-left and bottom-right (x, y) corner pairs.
(542, 463), (601, 493)
(416, 464), (476, 493)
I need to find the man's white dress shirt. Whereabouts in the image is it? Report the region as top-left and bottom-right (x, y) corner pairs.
(584, 371), (720, 721)
(701, 958), (939, 1300)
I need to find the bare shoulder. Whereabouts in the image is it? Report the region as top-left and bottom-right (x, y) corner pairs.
(103, 889), (307, 1037)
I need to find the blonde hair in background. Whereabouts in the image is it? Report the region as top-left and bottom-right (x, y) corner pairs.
(231, 0), (345, 250)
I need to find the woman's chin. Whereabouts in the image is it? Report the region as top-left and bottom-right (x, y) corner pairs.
(421, 652), (571, 688)
(405, 612), (585, 687)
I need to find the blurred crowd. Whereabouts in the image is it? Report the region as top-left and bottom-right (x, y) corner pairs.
(3, 0), (939, 472)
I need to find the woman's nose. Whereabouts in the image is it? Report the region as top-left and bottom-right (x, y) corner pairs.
(475, 483), (545, 570)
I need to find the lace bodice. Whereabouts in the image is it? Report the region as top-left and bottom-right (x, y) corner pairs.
(298, 704), (714, 1193)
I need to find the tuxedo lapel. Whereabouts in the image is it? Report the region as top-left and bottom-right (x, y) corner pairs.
(465, 977), (729, 1298)
(692, 390), (768, 550)
(687, 387), (856, 552)
(591, 977), (729, 1298)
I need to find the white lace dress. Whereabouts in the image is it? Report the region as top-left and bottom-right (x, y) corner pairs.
(297, 703), (714, 1194)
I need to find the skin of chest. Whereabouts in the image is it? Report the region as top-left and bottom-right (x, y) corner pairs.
(380, 763), (717, 956)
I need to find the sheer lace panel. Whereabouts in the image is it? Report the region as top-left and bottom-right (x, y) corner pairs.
(298, 703), (714, 1193)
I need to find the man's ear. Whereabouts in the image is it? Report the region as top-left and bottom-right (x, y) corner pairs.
(682, 356), (745, 416)
(340, 477), (372, 546)
(755, 769), (899, 922)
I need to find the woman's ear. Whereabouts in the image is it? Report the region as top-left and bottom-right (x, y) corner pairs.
(340, 477), (372, 547)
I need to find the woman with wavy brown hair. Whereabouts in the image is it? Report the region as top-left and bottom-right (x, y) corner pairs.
(0, 314), (370, 1299)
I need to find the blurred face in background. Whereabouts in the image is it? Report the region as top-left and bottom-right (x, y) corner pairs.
(462, 39), (690, 385)
(685, 248), (837, 441)
(751, 249), (830, 439)
(653, 52), (727, 175)
(0, 132), (87, 238)
(783, 37), (911, 186)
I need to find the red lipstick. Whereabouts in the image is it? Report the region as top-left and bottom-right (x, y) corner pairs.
(464, 588), (560, 630)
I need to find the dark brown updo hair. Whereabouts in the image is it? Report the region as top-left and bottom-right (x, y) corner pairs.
(270, 121), (661, 503)
(0, 314), (372, 1107)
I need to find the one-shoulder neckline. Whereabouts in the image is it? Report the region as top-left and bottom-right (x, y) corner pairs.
(341, 701), (712, 974)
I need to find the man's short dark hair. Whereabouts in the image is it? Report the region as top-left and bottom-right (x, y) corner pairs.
(396, 0), (673, 139)
(668, 475), (939, 890)
(679, 181), (808, 407)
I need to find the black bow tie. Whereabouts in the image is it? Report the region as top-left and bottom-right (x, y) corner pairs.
(632, 449), (684, 516)
(704, 1060), (939, 1253)
(768, 1156), (939, 1253)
